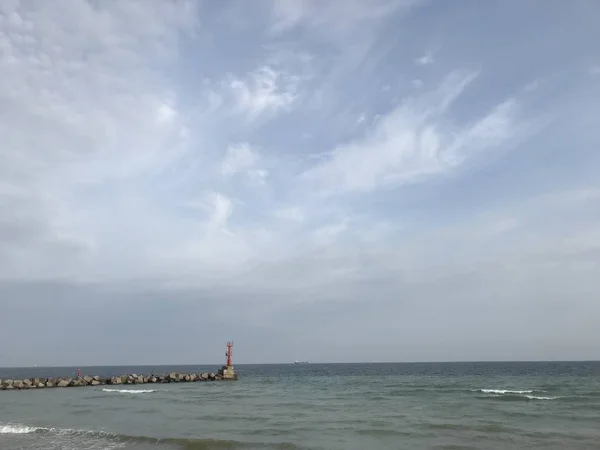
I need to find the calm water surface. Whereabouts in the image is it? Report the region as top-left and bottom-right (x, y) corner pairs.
(1, 362), (599, 449)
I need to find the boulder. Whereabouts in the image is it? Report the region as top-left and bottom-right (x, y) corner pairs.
(169, 373), (178, 381)
(90, 380), (101, 386)
(93, 376), (100, 381)
(149, 377), (157, 383)
(36, 383), (45, 388)
(4, 385), (14, 390)
(0, 379), (12, 387)
(200, 373), (209, 380)
(22, 379), (33, 387)
(184, 374), (191, 382)
(45, 382), (54, 388)
(190, 373), (198, 381)
(83, 376), (93, 384)
(209, 373), (216, 380)
(57, 379), (70, 387)
(13, 380), (24, 389)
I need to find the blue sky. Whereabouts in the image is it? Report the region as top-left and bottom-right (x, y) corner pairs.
(1, 0), (599, 366)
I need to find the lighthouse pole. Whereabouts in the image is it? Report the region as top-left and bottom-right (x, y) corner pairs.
(218, 341), (238, 380)
(226, 341), (233, 367)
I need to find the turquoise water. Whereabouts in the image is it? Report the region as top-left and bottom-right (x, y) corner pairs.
(1, 362), (600, 449)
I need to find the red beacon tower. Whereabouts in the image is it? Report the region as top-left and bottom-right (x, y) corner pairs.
(226, 341), (233, 367)
(218, 341), (238, 380)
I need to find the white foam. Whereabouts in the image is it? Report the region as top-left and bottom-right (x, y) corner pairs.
(101, 388), (157, 394)
(479, 389), (534, 394)
(525, 395), (558, 400)
(0, 424), (38, 434)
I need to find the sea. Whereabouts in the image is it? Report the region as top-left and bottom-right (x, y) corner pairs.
(1, 362), (599, 450)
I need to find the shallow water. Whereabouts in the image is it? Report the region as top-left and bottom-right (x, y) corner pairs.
(1, 362), (600, 449)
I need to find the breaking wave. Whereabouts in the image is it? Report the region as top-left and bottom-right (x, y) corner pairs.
(477, 389), (535, 394)
(101, 388), (157, 394)
(0, 422), (301, 449)
(524, 395), (559, 400)
(0, 424), (38, 434)
(474, 388), (559, 401)
(479, 394), (559, 401)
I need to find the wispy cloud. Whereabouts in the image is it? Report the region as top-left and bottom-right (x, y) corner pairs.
(269, 0), (414, 34)
(301, 72), (523, 195)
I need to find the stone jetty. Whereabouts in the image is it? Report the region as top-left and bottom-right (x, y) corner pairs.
(0, 370), (235, 391)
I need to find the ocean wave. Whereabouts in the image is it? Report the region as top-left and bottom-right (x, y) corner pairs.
(524, 395), (558, 400)
(480, 394), (559, 401)
(0, 424), (38, 434)
(476, 389), (536, 394)
(101, 388), (157, 394)
(0, 423), (115, 437)
(473, 387), (558, 401)
(0, 422), (303, 449)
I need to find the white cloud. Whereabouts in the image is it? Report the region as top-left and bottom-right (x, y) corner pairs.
(220, 142), (269, 185)
(415, 52), (433, 65)
(247, 169), (270, 185)
(0, 0), (196, 182)
(0, 0), (200, 280)
(156, 103), (177, 125)
(228, 66), (299, 119)
(301, 71), (522, 195)
(221, 143), (260, 176)
(208, 192), (233, 230)
(182, 192), (234, 231)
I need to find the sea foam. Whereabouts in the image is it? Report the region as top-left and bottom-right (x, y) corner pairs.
(101, 388), (157, 394)
(0, 424), (38, 434)
(479, 389), (535, 394)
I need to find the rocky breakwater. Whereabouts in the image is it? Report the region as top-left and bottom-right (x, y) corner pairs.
(0, 371), (230, 391)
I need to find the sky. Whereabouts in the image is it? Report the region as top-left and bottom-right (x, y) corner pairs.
(1, 0), (599, 367)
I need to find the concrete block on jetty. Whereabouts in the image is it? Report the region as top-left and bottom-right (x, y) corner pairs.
(0, 371), (232, 391)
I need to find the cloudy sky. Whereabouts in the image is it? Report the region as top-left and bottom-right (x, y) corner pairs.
(1, 0), (599, 367)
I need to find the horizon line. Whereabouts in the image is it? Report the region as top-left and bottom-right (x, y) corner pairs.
(2, 359), (599, 369)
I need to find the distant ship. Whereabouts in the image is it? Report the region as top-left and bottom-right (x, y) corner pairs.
(294, 360), (309, 364)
